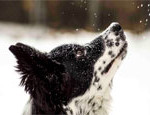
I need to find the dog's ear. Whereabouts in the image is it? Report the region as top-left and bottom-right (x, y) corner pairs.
(9, 43), (70, 101)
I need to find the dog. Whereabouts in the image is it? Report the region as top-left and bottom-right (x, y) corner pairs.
(9, 22), (127, 115)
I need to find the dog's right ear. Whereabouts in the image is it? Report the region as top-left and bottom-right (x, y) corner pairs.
(9, 43), (66, 96)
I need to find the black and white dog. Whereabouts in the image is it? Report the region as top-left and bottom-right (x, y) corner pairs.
(9, 22), (127, 115)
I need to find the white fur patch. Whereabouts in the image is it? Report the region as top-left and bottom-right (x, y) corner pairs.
(22, 99), (32, 115)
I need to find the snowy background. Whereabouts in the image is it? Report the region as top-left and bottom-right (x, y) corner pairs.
(0, 23), (150, 115)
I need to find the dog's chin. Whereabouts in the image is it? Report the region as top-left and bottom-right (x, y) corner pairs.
(102, 42), (128, 74)
(116, 42), (128, 59)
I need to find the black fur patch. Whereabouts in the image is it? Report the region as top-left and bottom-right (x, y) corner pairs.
(98, 67), (101, 71)
(94, 76), (100, 83)
(88, 96), (94, 104)
(106, 39), (114, 47)
(97, 85), (102, 90)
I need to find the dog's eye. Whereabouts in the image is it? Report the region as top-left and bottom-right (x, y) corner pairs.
(76, 50), (83, 57)
(76, 50), (86, 57)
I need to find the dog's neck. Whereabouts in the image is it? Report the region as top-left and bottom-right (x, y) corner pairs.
(64, 86), (112, 115)
(23, 85), (112, 115)
(23, 56), (121, 115)
(64, 56), (122, 115)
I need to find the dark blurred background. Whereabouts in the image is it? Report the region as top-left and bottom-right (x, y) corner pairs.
(0, 0), (149, 33)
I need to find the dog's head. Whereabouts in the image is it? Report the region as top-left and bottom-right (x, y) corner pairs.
(9, 22), (127, 113)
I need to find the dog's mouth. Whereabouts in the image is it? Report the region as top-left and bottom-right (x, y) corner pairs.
(102, 42), (128, 74)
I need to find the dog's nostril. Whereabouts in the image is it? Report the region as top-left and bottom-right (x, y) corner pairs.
(112, 24), (122, 32)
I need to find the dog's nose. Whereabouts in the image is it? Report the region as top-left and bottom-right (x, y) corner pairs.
(112, 23), (122, 32)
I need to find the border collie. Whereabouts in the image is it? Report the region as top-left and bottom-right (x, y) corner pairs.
(9, 22), (127, 115)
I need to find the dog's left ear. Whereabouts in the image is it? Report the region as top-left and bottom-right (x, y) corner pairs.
(9, 43), (67, 98)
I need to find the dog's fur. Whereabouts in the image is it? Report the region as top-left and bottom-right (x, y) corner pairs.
(9, 22), (127, 115)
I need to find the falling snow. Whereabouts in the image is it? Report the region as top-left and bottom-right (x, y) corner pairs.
(132, 2), (135, 5)
(76, 29), (79, 31)
(1, 2), (150, 114)
(84, 1), (87, 4)
(71, 2), (74, 6)
(136, 3), (150, 25)
(140, 20), (142, 23)
(94, 13), (97, 18)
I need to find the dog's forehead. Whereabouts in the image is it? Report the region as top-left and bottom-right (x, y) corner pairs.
(50, 44), (84, 55)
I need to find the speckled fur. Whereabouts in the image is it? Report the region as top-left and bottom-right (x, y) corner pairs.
(9, 22), (127, 115)
(65, 23), (127, 115)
